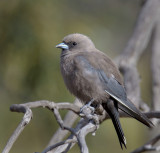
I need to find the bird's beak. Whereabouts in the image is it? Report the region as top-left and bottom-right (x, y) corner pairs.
(56, 43), (69, 50)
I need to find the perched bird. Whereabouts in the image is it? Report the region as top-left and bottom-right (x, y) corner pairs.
(56, 33), (153, 149)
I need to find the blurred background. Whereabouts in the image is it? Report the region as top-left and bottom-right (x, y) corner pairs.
(0, 0), (153, 153)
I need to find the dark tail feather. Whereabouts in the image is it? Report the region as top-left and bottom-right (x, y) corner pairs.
(111, 110), (126, 149)
(118, 99), (154, 128)
(103, 100), (126, 149)
(105, 90), (154, 128)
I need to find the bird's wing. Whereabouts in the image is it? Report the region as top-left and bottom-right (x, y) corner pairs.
(76, 50), (124, 84)
(74, 53), (153, 127)
(103, 76), (153, 128)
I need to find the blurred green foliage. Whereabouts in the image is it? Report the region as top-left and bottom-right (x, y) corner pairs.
(0, 0), (152, 153)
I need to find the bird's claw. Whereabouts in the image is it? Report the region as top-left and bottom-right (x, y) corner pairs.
(80, 99), (100, 131)
(80, 99), (95, 116)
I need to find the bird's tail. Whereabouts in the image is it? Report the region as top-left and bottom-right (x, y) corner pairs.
(104, 90), (154, 128)
(103, 100), (126, 149)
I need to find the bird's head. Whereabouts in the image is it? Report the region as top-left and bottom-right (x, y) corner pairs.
(56, 33), (95, 52)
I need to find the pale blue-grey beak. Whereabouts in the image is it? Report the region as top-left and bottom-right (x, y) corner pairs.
(56, 42), (69, 50)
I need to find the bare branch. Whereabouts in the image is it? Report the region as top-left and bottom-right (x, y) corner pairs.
(3, 100), (160, 153)
(2, 100), (80, 153)
(115, 0), (160, 109)
(53, 119), (94, 153)
(46, 103), (99, 153)
(11, 100), (81, 113)
(42, 138), (77, 153)
(2, 106), (32, 153)
(151, 18), (160, 125)
(130, 134), (160, 153)
(77, 122), (97, 153)
(116, 0), (160, 65)
(46, 109), (160, 153)
(98, 110), (160, 124)
(47, 99), (81, 147)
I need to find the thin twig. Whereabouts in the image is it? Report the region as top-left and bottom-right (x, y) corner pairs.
(130, 134), (160, 153)
(47, 99), (81, 147)
(53, 119), (92, 153)
(41, 138), (77, 153)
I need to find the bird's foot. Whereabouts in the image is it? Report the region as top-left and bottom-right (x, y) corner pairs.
(80, 99), (99, 132)
(80, 99), (95, 117)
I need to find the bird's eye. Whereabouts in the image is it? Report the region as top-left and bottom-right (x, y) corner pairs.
(73, 42), (77, 46)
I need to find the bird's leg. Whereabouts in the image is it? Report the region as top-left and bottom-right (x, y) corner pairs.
(80, 99), (95, 116)
(80, 99), (100, 133)
(87, 99), (95, 106)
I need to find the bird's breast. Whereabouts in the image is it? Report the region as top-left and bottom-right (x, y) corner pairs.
(60, 55), (108, 103)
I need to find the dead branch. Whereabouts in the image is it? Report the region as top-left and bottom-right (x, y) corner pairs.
(47, 98), (81, 147)
(115, 0), (160, 109)
(151, 18), (160, 125)
(130, 3), (160, 153)
(130, 134), (160, 153)
(2, 100), (160, 153)
(2, 101), (80, 153)
(42, 138), (77, 153)
(2, 106), (32, 153)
